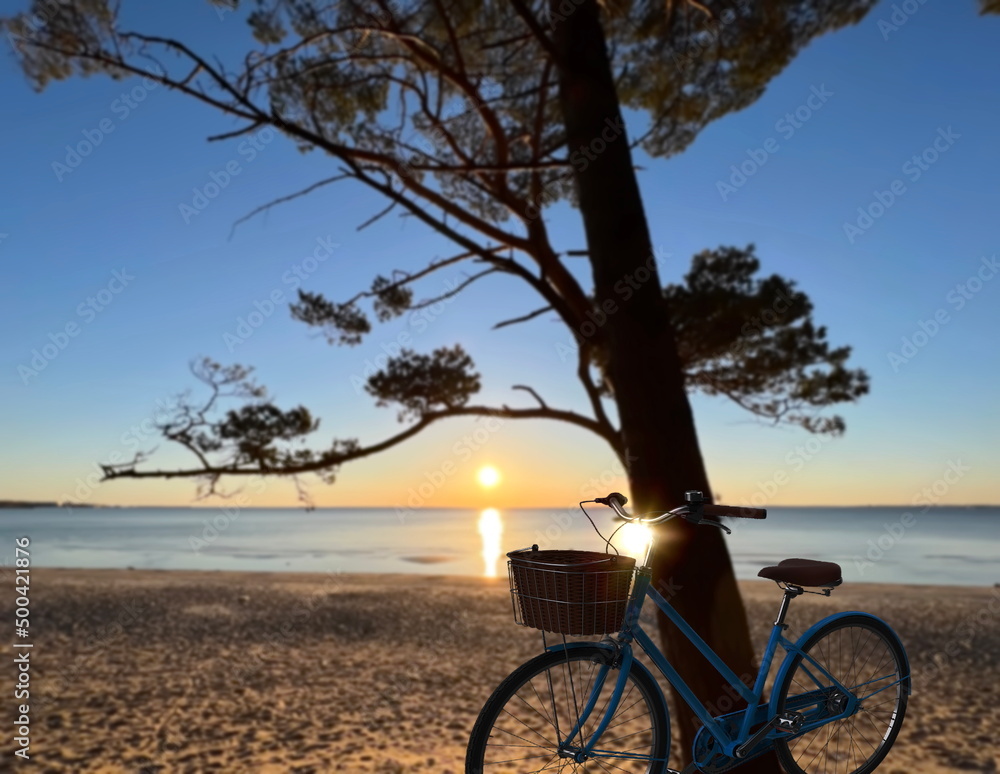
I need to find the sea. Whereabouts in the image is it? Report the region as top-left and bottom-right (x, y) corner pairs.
(1, 505), (997, 586)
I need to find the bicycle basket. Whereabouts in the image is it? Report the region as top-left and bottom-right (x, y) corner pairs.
(507, 547), (636, 635)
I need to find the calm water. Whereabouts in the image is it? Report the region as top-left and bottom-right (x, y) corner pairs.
(1, 506), (997, 586)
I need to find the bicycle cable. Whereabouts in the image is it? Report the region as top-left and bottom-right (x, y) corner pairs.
(579, 501), (679, 556)
(578, 501), (620, 556)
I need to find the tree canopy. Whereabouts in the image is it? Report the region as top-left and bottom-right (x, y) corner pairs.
(0, 0), (886, 497)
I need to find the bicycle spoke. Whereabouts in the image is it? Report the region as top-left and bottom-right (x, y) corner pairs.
(834, 712), (842, 774)
(483, 750), (561, 765)
(486, 744), (555, 749)
(492, 716), (557, 749)
(859, 651), (891, 692)
(545, 659), (563, 748)
(852, 723), (881, 760)
(497, 703), (560, 747)
(527, 675), (557, 729)
(847, 631), (867, 692)
(602, 696), (647, 730)
(837, 628), (843, 703)
(516, 682), (561, 733)
(591, 756), (636, 774)
(849, 630), (878, 693)
(848, 715), (858, 774)
(578, 662), (601, 742)
(853, 727), (871, 770)
(861, 695), (898, 709)
(809, 725), (833, 771)
(849, 714), (879, 750)
(565, 656), (585, 750)
(535, 754), (565, 772)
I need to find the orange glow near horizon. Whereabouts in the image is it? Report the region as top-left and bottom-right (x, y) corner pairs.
(16, 423), (1000, 509)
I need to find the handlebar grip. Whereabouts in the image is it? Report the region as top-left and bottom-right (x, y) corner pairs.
(702, 504), (767, 519)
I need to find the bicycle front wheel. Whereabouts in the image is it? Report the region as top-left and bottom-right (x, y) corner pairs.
(466, 645), (670, 773)
(775, 614), (909, 774)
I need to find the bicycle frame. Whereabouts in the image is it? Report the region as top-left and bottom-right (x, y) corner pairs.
(545, 564), (911, 768)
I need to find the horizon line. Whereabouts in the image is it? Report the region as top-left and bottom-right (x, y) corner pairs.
(6, 501), (999, 510)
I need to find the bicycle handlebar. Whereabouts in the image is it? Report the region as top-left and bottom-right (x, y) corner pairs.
(594, 490), (766, 529)
(594, 492), (628, 512)
(702, 503), (766, 519)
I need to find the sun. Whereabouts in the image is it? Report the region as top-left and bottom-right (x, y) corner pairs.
(615, 522), (652, 562)
(477, 465), (501, 488)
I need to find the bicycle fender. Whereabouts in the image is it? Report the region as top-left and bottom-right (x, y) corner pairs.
(543, 641), (671, 721)
(768, 610), (912, 720)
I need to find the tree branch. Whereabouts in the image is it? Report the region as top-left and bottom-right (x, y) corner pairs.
(207, 121), (265, 142)
(101, 402), (615, 481)
(229, 173), (351, 237)
(512, 384), (547, 409)
(493, 305), (553, 329)
(357, 200), (398, 232)
(408, 268), (499, 309)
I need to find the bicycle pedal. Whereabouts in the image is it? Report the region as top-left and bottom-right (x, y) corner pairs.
(776, 711), (804, 733)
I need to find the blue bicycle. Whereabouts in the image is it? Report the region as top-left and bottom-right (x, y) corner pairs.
(467, 491), (911, 773)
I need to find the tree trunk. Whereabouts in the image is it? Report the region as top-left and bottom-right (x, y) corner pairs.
(549, 2), (779, 770)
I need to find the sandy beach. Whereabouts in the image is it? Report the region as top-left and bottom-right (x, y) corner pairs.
(6, 568), (998, 773)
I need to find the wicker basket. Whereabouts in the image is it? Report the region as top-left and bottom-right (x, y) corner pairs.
(507, 547), (636, 635)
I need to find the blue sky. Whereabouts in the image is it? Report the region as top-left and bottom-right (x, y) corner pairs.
(0, 0), (998, 508)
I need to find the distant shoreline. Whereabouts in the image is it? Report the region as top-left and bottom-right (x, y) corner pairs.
(0, 501), (101, 509)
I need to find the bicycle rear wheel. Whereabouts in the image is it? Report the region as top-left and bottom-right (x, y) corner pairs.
(774, 614), (908, 774)
(466, 645), (670, 773)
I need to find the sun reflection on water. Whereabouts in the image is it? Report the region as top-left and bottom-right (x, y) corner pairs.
(478, 508), (503, 578)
